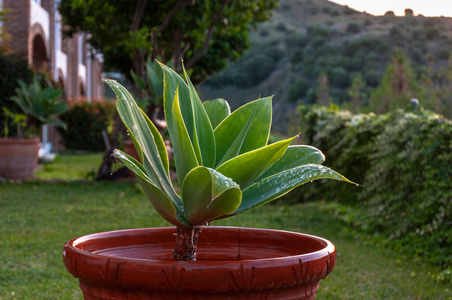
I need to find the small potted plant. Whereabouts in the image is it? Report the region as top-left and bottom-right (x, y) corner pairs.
(63, 62), (355, 299)
(0, 74), (67, 180)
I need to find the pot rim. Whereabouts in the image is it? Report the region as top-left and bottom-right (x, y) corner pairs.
(65, 226), (335, 263)
(0, 137), (40, 143)
(63, 226), (337, 293)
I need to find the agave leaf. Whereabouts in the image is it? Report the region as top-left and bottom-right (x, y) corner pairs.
(105, 78), (161, 182)
(235, 164), (355, 214)
(171, 88), (199, 183)
(111, 149), (157, 185)
(182, 64), (216, 167)
(255, 145), (325, 182)
(146, 58), (163, 106)
(139, 106), (169, 175)
(182, 166), (241, 226)
(112, 149), (187, 226)
(216, 136), (296, 189)
(214, 96), (272, 166)
(158, 61), (193, 142)
(44, 87), (64, 100)
(51, 101), (69, 115)
(130, 70), (146, 91)
(40, 118), (67, 129)
(216, 109), (256, 167)
(103, 78), (177, 203)
(203, 98), (230, 129)
(135, 176), (182, 226)
(137, 177), (188, 227)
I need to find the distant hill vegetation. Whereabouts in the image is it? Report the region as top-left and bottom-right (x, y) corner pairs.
(200, 0), (452, 129)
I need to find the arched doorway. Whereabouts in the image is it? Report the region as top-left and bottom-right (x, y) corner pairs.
(78, 77), (85, 97)
(32, 34), (48, 71)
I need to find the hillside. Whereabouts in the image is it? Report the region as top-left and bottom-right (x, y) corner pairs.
(199, 0), (452, 131)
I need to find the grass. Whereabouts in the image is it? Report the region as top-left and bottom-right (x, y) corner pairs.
(34, 152), (103, 181)
(0, 153), (450, 299)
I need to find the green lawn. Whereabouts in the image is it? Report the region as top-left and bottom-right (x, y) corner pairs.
(34, 152), (103, 181)
(0, 154), (450, 299)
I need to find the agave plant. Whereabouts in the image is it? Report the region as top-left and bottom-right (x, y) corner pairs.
(130, 56), (165, 109)
(106, 62), (353, 261)
(10, 74), (67, 138)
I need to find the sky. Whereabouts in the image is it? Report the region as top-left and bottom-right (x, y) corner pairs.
(329, 0), (452, 17)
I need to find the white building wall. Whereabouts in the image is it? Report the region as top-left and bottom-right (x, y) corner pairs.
(78, 63), (86, 88)
(30, 0), (49, 44)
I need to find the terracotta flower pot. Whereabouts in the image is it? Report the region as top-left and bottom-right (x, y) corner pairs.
(63, 226), (336, 300)
(0, 137), (40, 180)
(124, 140), (140, 161)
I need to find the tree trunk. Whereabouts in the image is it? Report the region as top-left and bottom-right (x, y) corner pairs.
(173, 226), (201, 261)
(94, 112), (127, 181)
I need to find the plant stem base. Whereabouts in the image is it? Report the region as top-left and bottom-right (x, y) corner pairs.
(173, 226), (201, 261)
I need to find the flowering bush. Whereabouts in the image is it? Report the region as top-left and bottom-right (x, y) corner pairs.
(58, 98), (116, 151)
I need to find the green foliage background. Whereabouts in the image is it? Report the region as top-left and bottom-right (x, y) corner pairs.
(201, 0), (452, 120)
(0, 54), (34, 136)
(59, 0), (279, 83)
(58, 101), (116, 151)
(294, 105), (451, 279)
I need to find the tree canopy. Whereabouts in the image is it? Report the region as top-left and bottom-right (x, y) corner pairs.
(59, 0), (279, 82)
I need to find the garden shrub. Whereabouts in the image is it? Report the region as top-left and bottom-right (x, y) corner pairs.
(288, 78), (308, 102)
(259, 29), (269, 37)
(0, 54), (34, 136)
(346, 22), (361, 34)
(58, 99), (116, 151)
(425, 26), (440, 40)
(329, 67), (348, 88)
(307, 25), (330, 38)
(290, 48), (304, 64)
(295, 105), (451, 275)
(276, 22), (287, 32)
(236, 53), (274, 87)
(364, 69), (383, 87)
(359, 111), (451, 269)
(204, 44), (281, 89)
(285, 33), (308, 48)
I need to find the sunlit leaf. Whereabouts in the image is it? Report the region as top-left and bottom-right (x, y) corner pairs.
(203, 98), (230, 129)
(214, 96), (272, 166)
(216, 136), (296, 189)
(158, 61), (193, 141)
(235, 164), (355, 214)
(103, 78), (178, 204)
(182, 64), (216, 167)
(215, 109), (256, 166)
(256, 145), (325, 182)
(139, 106), (169, 175)
(171, 88), (199, 183)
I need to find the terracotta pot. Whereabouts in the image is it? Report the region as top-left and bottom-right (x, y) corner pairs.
(0, 137), (40, 180)
(63, 226), (336, 300)
(124, 140), (140, 161)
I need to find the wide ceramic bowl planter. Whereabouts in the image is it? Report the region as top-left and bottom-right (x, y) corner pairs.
(0, 137), (40, 180)
(63, 226), (336, 300)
